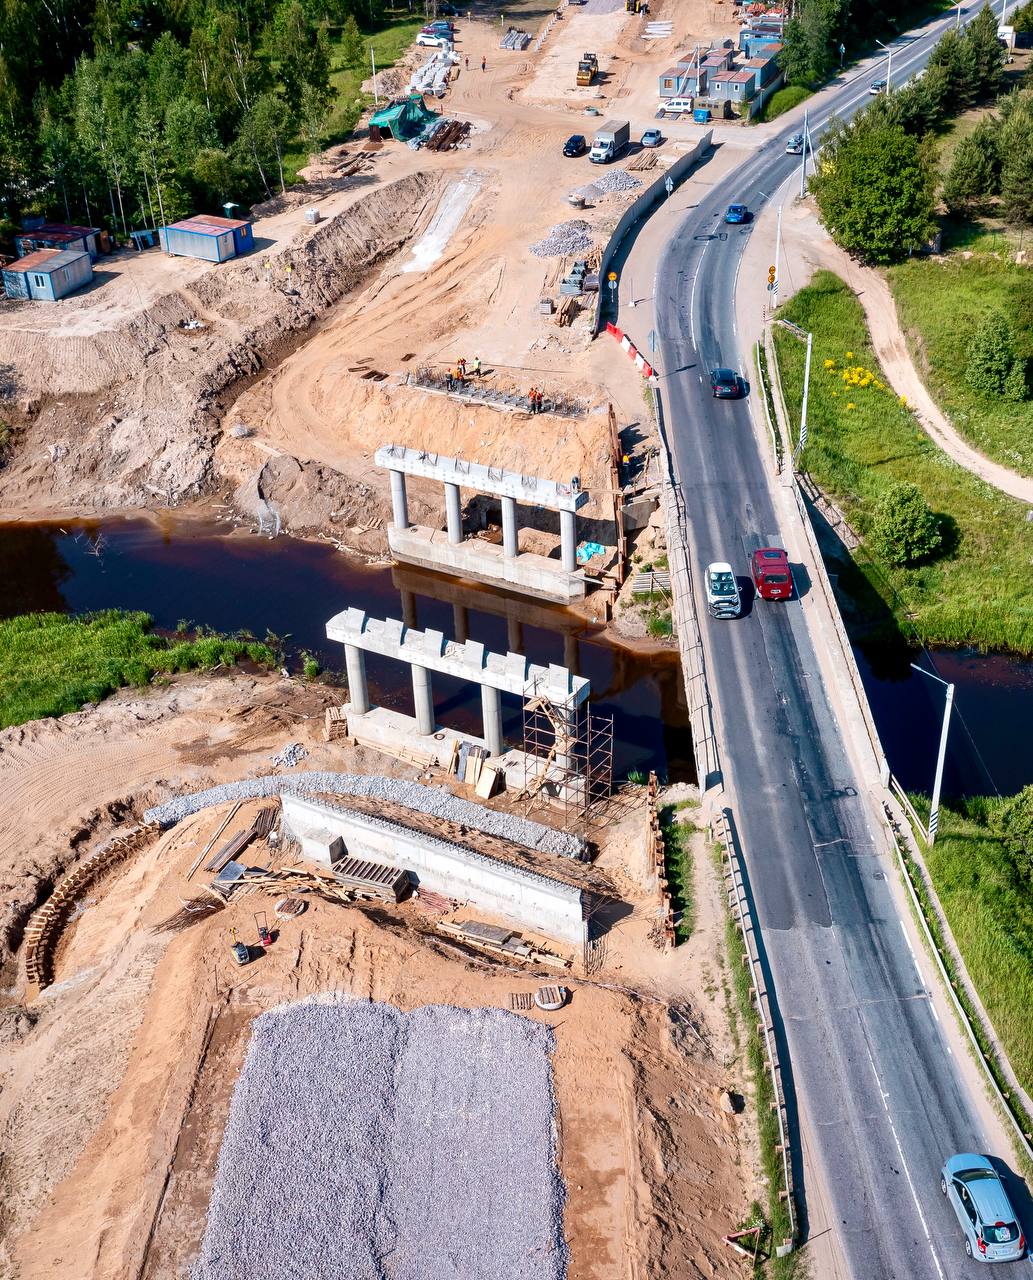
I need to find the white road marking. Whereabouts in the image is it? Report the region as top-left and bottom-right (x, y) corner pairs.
(900, 919), (928, 988)
(862, 1037), (947, 1280)
(689, 238), (709, 349)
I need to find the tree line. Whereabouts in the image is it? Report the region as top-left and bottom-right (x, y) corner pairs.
(0, 0), (388, 239)
(779, 0), (952, 87)
(810, 6), (1033, 266)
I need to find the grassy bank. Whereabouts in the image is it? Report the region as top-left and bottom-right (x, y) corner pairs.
(722, 869), (797, 1274)
(773, 272), (1033, 655)
(907, 798), (1033, 1130)
(0, 611), (275, 729)
(887, 256), (1033, 477)
(755, 84), (811, 123)
(659, 800), (696, 942)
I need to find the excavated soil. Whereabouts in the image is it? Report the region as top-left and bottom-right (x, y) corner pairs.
(0, 672), (750, 1280)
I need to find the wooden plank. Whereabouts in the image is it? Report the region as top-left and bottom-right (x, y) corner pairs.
(207, 828), (255, 874)
(186, 802), (242, 881)
(475, 764), (500, 799)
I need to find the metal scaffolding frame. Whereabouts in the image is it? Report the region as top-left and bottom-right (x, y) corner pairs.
(520, 678), (614, 833)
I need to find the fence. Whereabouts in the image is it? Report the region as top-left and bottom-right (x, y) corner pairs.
(23, 822), (160, 991)
(593, 130), (714, 336)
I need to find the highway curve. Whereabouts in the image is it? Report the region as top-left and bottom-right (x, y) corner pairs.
(654, 11), (1020, 1279)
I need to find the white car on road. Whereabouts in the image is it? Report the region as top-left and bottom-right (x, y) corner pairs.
(705, 562), (742, 619)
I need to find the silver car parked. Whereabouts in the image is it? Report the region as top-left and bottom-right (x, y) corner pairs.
(941, 1154), (1026, 1263)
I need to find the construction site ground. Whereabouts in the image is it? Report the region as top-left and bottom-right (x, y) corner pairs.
(0, 0), (749, 563)
(0, 670), (752, 1279)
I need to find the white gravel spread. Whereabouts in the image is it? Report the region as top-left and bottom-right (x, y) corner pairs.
(191, 999), (568, 1280)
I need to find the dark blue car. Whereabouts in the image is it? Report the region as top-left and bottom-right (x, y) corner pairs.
(724, 203), (749, 224)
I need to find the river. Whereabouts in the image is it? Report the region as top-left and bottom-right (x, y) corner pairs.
(1, 517), (1030, 798)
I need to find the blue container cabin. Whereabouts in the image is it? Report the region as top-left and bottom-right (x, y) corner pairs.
(2, 248), (94, 301)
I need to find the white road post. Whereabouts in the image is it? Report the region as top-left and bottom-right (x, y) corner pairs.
(799, 330), (813, 453)
(910, 665), (955, 845)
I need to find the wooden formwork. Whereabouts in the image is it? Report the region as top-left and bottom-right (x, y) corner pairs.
(23, 822), (161, 992)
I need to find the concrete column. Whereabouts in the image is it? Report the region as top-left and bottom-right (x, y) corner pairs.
(411, 663), (434, 735)
(445, 482), (463, 545)
(452, 603), (469, 643)
(560, 509), (577, 573)
(389, 469), (409, 530)
(344, 643), (370, 715)
(401, 589), (418, 630)
(501, 495), (518, 558)
(507, 616), (523, 654)
(481, 684), (504, 757)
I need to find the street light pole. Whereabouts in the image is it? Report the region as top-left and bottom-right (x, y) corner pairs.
(956, 1), (962, 28)
(799, 330), (812, 453)
(910, 664), (955, 845)
(773, 203), (783, 307)
(799, 106), (809, 198)
(876, 39), (893, 92)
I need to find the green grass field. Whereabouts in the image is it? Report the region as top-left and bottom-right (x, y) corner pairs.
(773, 272), (1033, 654)
(755, 84), (811, 122)
(887, 256), (1033, 477)
(922, 798), (1033, 1112)
(0, 611), (274, 729)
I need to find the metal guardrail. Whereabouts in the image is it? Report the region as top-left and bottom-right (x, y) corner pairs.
(714, 806), (797, 1255)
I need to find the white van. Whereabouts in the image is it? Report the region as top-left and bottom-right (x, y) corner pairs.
(659, 97), (694, 115)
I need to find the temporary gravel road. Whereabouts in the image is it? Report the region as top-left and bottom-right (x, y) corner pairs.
(191, 999), (567, 1280)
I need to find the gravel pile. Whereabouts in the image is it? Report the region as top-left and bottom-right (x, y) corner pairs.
(271, 742), (308, 768)
(530, 219), (594, 259)
(144, 771), (586, 858)
(591, 168), (642, 195)
(191, 1000), (567, 1280)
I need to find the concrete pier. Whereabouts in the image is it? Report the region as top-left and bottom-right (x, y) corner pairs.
(481, 684), (504, 756)
(501, 495), (518, 558)
(326, 607), (590, 763)
(411, 664), (434, 735)
(560, 509), (577, 573)
(345, 643), (370, 715)
(390, 469), (409, 530)
(445, 481), (463, 544)
(376, 443), (591, 605)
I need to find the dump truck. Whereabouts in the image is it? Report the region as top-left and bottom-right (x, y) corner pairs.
(589, 118), (630, 163)
(576, 52), (598, 86)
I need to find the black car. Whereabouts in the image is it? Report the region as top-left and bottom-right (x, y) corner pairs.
(563, 134), (587, 157)
(710, 367), (741, 398)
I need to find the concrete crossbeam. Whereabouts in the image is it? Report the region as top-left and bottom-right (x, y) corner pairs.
(376, 443), (590, 513)
(326, 608), (590, 706)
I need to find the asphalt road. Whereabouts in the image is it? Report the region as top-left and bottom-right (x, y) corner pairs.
(654, 12), (1027, 1279)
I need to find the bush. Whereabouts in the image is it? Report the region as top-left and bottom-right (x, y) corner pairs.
(301, 651), (321, 679)
(868, 482), (942, 565)
(756, 84), (811, 122)
(965, 310), (1027, 400)
(992, 784), (1033, 865)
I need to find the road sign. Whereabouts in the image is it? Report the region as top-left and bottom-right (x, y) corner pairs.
(664, 175), (674, 197)
(647, 329), (657, 353)
(608, 278), (617, 293)
(607, 271), (617, 281)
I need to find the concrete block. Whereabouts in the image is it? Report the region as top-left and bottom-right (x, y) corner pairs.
(464, 639), (486, 668)
(383, 616), (405, 644)
(422, 627), (446, 657)
(548, 663), (572, 698)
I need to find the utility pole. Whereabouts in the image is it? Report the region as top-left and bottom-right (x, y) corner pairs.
(371, 46), (380, 106)
(798, 107), (808, 198)
(910, 664), (955, 845)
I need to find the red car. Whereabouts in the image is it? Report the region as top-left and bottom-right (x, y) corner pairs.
(751, 547), (792, 601)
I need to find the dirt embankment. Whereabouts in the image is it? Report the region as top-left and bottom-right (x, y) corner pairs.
(0, 171), (442, 521)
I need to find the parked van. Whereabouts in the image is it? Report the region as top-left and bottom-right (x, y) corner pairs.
(659, 96), (694, 115)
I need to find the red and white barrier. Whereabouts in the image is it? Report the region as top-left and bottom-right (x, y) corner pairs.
(606, 321), (655, 379)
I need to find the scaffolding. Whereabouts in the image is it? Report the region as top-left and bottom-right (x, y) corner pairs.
(520, 680), (615, 833)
